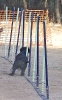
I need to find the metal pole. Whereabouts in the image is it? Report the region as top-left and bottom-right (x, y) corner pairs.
(15, 10), (21, 58)
(32, 15), (37, 82)
(20, 8), (23, 48)
(28, 12), (33, 76)
(26, 12), (31, 57)
(4, 6), (8, 57)
(43, 20), (49, 99)
(8, 7), (15, 58)
(12, 8), (19, 60)
(41, 45), (45, 94)
(36, 15), (39, 87)
(20, 9), (25, 48)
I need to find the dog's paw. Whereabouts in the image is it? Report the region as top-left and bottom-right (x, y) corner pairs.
(9, 73), (14, 76)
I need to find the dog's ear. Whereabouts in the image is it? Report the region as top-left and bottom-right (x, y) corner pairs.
(20, 47), (26, 55)
(20, 47), (25, 52)
(20, 48), (23, 51)
(20, 47), (30, 53)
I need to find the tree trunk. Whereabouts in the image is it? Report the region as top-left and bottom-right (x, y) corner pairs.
(44, 0), (48, 8)
(23, 0), (27, 9)
(55, 0), (61, 23)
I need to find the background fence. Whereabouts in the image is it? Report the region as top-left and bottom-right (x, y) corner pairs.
(0, 9), (49, 22)
(0, 9), (52, 46)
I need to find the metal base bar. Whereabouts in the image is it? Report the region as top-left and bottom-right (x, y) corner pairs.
(24, 75), (48, 100)
(1, 56), (13, 65)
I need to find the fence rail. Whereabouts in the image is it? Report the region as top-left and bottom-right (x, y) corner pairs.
(0, 9), (51, 46)
(0, 9), (49, 22)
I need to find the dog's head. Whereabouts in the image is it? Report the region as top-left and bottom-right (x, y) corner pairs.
(20, 47), (30, 54)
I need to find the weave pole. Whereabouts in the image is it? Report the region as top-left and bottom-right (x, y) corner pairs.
(41, 45), (45, 94)
(8, 7), (15, 58)
(32, 15), (37, 82)
(4, 6), (8, 57)
(19, 9), (25, 48)
(43, 20), (49, 99)
(15, 10), (21, 58)
(12, 8), (19, 59)
(36, 15), (39, 87)
(28, 12), (33, 76)
(26, 12), (31, 57)
(21, 10), (25, 47)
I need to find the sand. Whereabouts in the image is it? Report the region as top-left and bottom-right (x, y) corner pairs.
(0, 45), (62, 100)
(0, 24), (62, 100)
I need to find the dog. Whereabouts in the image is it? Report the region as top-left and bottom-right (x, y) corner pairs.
(15, 47), (30, 60)
(9, 47), (30, 76)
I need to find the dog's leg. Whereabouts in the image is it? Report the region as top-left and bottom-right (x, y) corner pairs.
(20, 64), (27, 76)
(9, 62), (16, 76)
(9, 66), (15, 76)
(20, 68), (25, 76)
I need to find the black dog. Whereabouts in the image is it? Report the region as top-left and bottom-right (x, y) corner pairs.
(15, 47), (30, 61)
(9, 47), (30, 76)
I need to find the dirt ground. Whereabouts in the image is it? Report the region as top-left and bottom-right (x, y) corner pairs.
(0, 24), (62, 100)
(0, 46), (62, 100)
(0, 46), (43, 100)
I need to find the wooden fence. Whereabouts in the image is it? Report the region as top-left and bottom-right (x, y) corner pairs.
(0, 9), (49, 22)
(0, 9), (52, 46)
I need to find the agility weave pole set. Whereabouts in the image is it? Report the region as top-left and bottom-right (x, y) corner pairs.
(4, 7), (49, 100)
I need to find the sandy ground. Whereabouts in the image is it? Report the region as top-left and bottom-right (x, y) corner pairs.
(0, 45), (62, 100)
(0, 24), (62, 100)
(0, 46), (43, 100)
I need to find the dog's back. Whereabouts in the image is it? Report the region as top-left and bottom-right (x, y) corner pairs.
(15, 52), (28, 63)
(15, 47), (30, 62)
